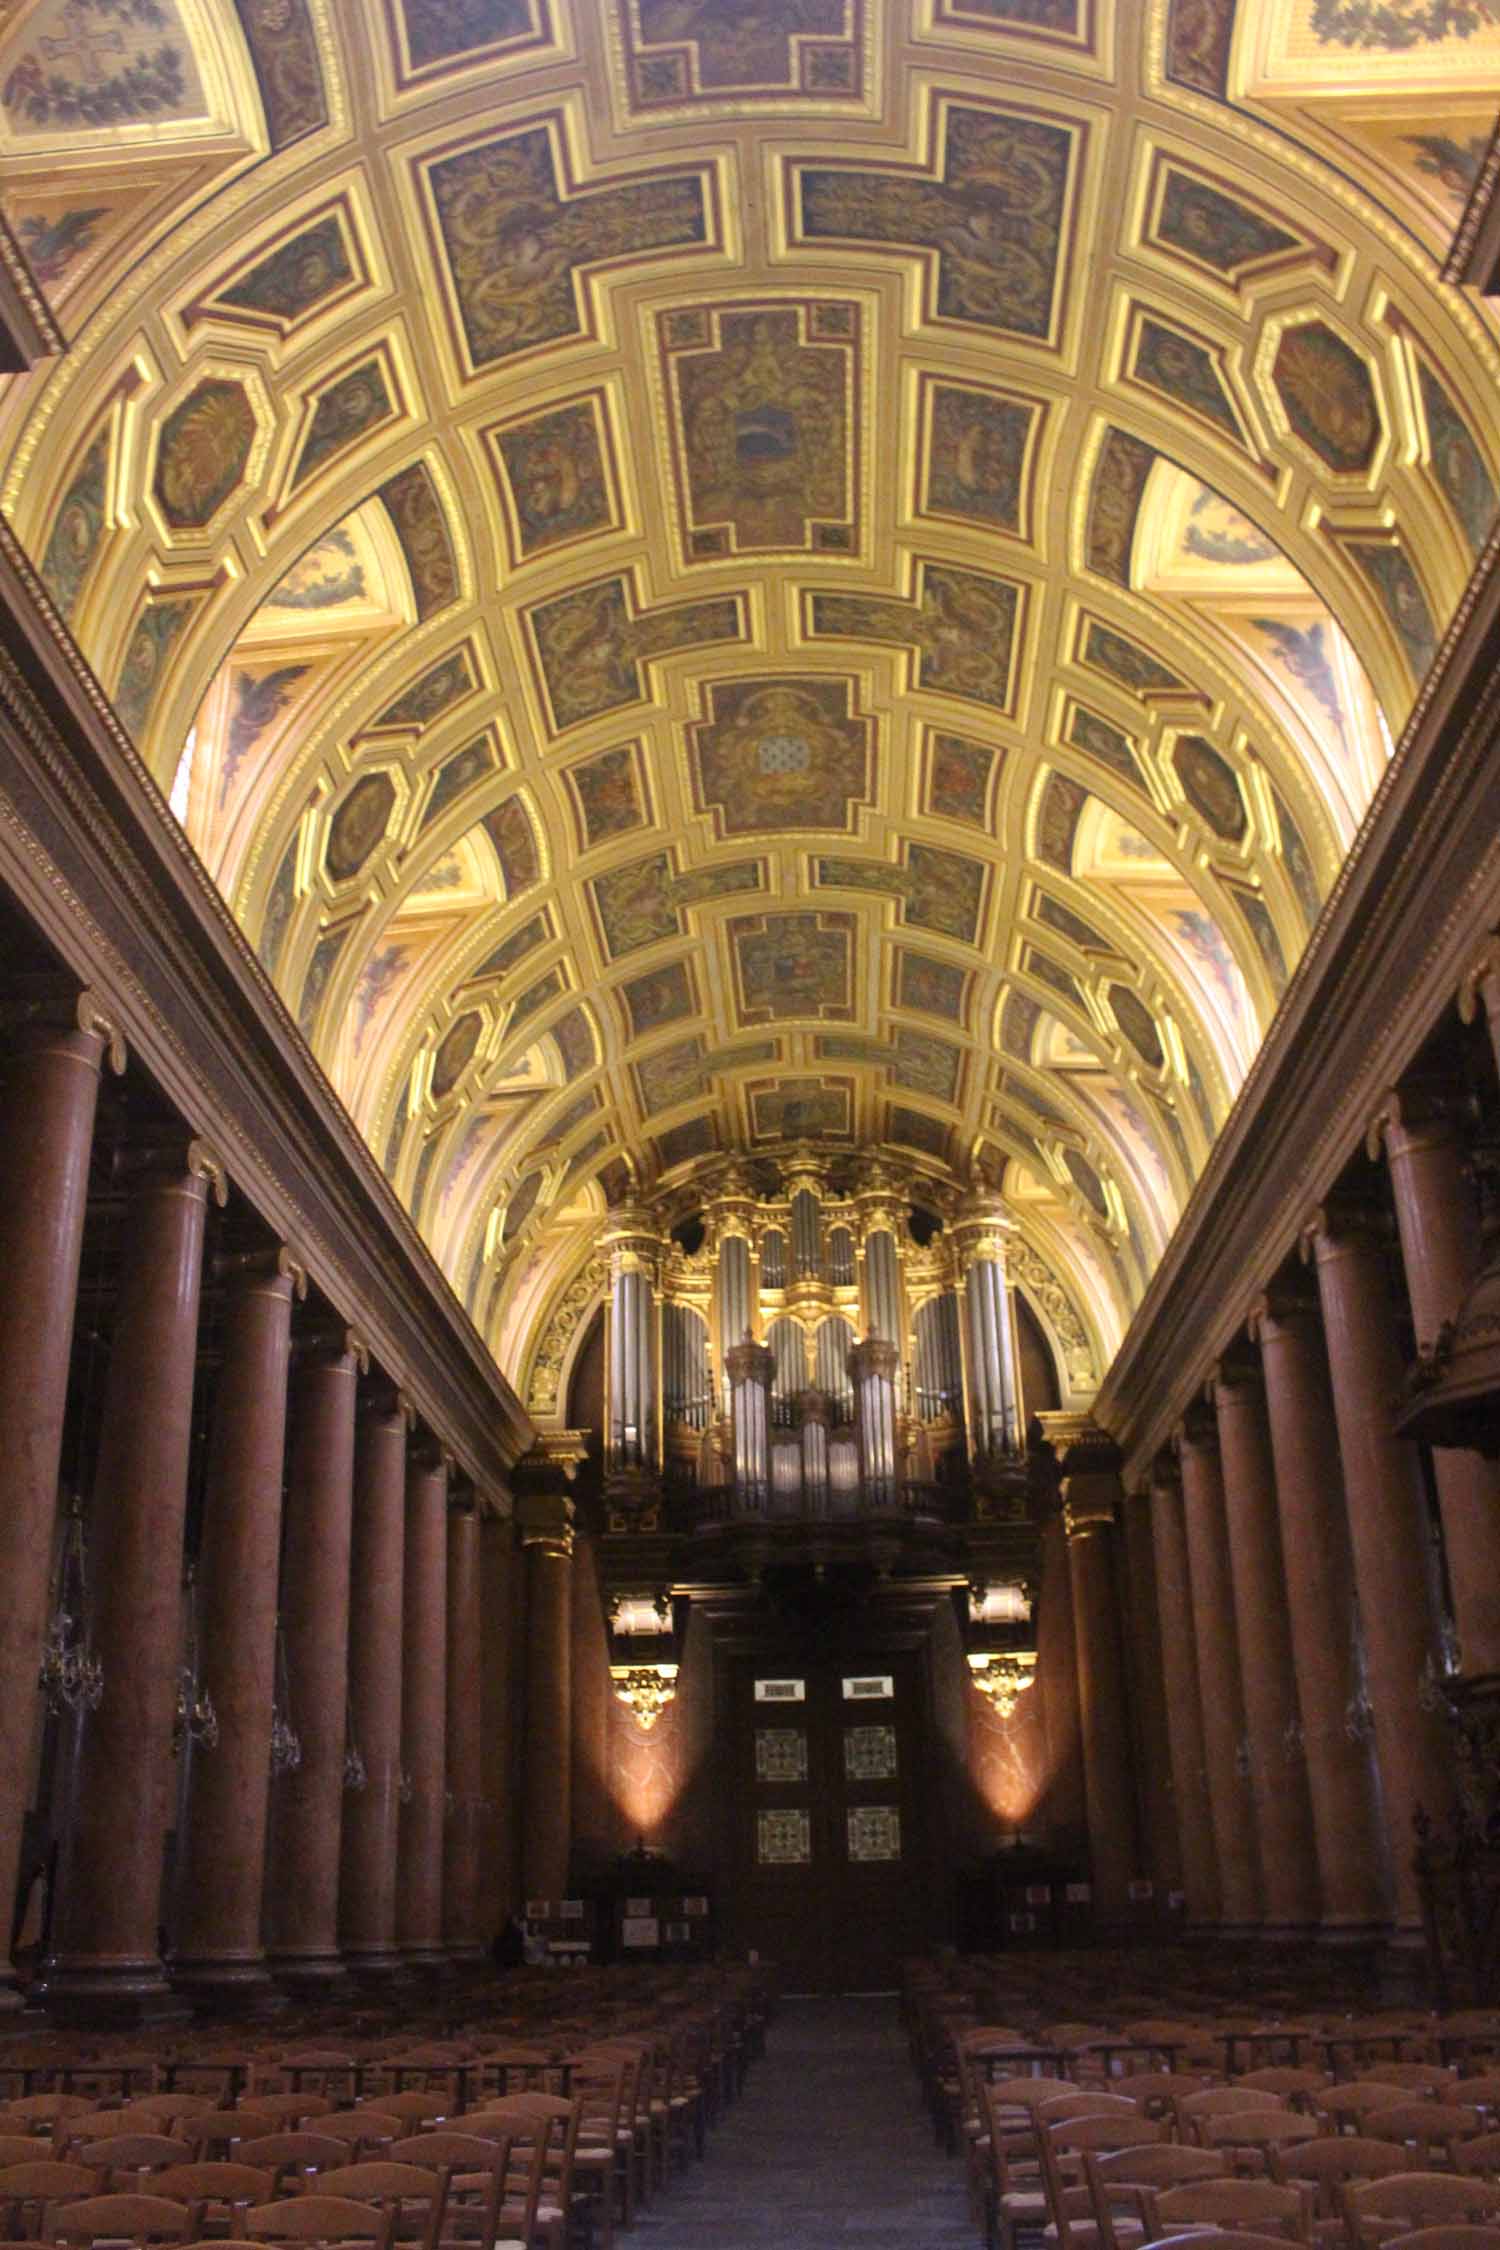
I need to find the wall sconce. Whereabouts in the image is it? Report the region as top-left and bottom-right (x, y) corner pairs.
(611, 1662), (679, 1730)
(967, 1650), (1037, 1719)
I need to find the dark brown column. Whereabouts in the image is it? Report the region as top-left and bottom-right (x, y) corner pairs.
(1120, 1493), (1183, 1910)
(1036, 1502), (1086, 1840)
(1371, 1095), (1500, 1674)
(265, 1333), (362, 1987)
(518, 1495), (574, 1906)
(1304, 1204), (1452, 1938)
(172, 1250), (298, 2000)
(1148, 1462), (1219, 1928)
(0, 1004), (115, 2009)
(1212, 1363), (1320, 1936)
(43, 1140), (221, 2011)
(397, 1448), (448, 1969)
(444, 1502), (484, 1965)
(1176, 1412), (1261, 1934)
(339, 1392), (409, 1976)
(1251, 1292), (1391, 1937)
(1061, 1440), (1138, 1925)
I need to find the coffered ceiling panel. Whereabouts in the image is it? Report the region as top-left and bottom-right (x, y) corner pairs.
(3, 0), (1496, 1411)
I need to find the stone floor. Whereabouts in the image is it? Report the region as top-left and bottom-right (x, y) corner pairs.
(631, 1995), (975, 2249)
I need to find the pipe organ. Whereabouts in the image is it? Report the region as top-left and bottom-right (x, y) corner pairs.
(602, 1154), (1028, 1522)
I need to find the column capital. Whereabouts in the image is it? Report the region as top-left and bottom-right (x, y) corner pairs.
(1148, 1448), (1182, 1498)
(1174, 1399), (1220, 1457)
(1366, 1080), (1477, 1163)
(0, 977), (125, 1072)
(1209, 1351), (1264, 1402)
(1298, 1195), (1392, 1267)
(849, 1332), (901, 1385)
(1459, 934), (1500, 1025)
(725, 1334), (774, 1388)
(602, 1202), (666, 1280)
(1247, 1281), (1320, 1345)
(515, 1491), (575, 1557)
(951, 1190), (1015, 1274)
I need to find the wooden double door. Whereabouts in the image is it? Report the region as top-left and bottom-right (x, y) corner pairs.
(718, 1645), (931, 1993)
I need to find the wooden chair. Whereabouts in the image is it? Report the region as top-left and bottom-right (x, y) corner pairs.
(445, 2111), (546, 2250)
(314, 2163), (446, 2250)
(242, 2195), (396, 2250)
(48, 2190), (194, 2243)
(277, 2057), (357, 2105)
(490, 2096), (580, 2250)
(151, 2161), (277, 2234)
(0, 2144), (52, 2173)
(1083, 2143), (1226, 2250)
(1365, 2070), (1457, 2095)
(1177, 2089), (1287, 2146)
(0, 2101), (88, 2140)
(0, 2159), (99, 2237)
(1364, 2108), (1488, 2166)
(124, 2100), (218, 2132)
(351, 2099), (446, 2130)
(1342, 2171), (1500, 2248)
(1140, 2232), (1317, 2250)
(1199, 2112), (1323, 2175)
(384, 2134), (505, 2250)
(240, 2098), (335, 2129)
(1316, 2090), (1414, 2138)
(72, 2134), (195, 2189)
(1144, 2176), (1312, 2242)
(1114, 2075), (1214, 2122)
(241, 2136), (355, 2189)
(564, 2063), (626, 2250)
(1037, 2115), (1166, 2250)
(305, 2118), (403, 2159)
(1446, 2081), (1500, 2121)
(1453, 2131), (1500, 2177)
(1269, 2133), (1413, 2244)
(182, 2114), (278, 2161)
(1242, 2072), (1331, 2111)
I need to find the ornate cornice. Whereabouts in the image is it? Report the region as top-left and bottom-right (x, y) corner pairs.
(0, 522), (531, 1506)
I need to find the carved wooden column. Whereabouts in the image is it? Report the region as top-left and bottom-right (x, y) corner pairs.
(397, 1447), (448, 1970)
(1211, 1361), (1320, 1936)
(444, 1500), (484, 1965)
(1251, 1291), (1391, 1937)
(265, 1331), (364, 1987)
(0, 997), (117, 2010)
(43, 1139), (223, 2013)
(1304, 1203), (1453, 1939)
(1176, 1410), (1261, 1935)
(339, 1390), (410, 1977)
(1061, 1436), (1138, 1926)
(1147, 1459), (1219, 1929)
(173, 1248), (301, 2002)
(1370, 1092), (1500, 1674)
(518, 1494), (574, 1906)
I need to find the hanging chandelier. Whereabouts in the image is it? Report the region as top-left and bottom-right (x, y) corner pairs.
(967, 1650), (1037, 1719)
(38, 1502), (103, 1716)
(611, 1663), (680, 1731)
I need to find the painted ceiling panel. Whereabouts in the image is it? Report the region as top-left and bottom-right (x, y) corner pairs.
(4, 0), (1497, 1410)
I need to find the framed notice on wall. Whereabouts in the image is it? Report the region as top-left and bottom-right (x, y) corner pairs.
(621, 1916), (660, 1948)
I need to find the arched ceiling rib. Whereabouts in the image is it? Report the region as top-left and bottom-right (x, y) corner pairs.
(4, 0), (1498, 1411)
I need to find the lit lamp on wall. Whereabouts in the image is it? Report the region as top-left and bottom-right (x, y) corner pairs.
(966, 1649), (1037, 1719)
(610, 1663), (680, 1730)
(607, 1589), (680, 1729)
(965, 1579), (1037, 1719)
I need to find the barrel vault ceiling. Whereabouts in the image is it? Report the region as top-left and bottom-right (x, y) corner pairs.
(3, 0), (1498, 1418)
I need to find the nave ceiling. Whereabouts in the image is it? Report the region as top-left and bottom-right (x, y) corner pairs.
(3, 0), (1498, 1421)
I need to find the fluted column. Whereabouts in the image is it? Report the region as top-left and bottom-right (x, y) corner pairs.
(605, 1207), (663, 1483)
(1370, 1093), (1500, 1673)
(339, 1391), (410, 1976)
(173, 1249), (300, 2000)
(44, 1139), (223, 2012)
(1148, 1461), (1219, 1928)
(444, 1502), (484, 1965)
(1176, 1412), (1261, 1934)
(1211, 1362), (1320, 1936)
(1061, 1438), (1137, 1925)
(1250, 1292), (1390, 1937)
(0, 1000), (116, 2009)
(518, 1494), (574, 1906)
(397, 1448), (449, 1969)
(1303, 1204), (1452, 1937)
(266, 1333), (363, 1986)
(1120, 1494), (1182, 1908)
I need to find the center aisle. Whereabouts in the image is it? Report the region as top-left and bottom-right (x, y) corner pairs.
(634, 1994), (975, 2250)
